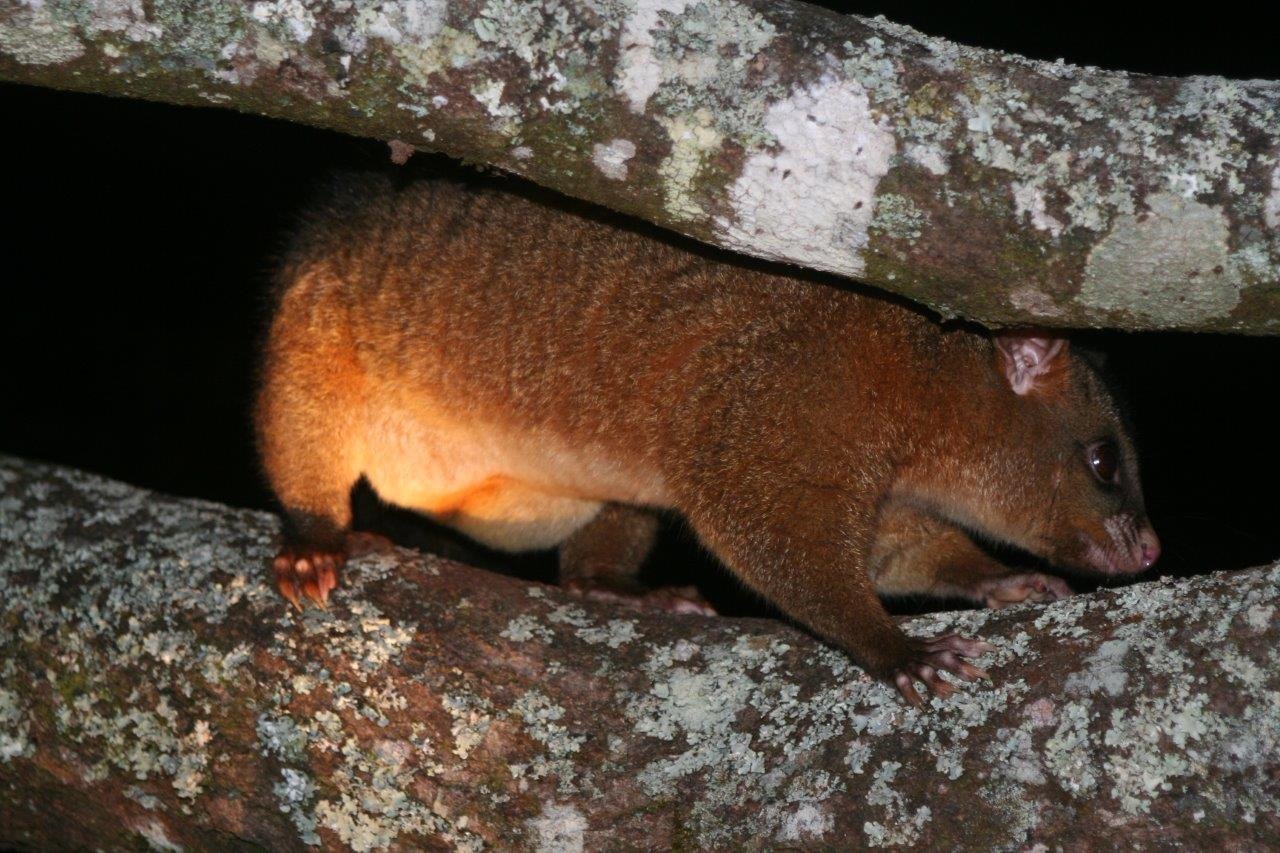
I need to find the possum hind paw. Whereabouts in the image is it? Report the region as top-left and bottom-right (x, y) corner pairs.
(892, 634), (995, 707)
(272, 549), (344, 610)
(978, 572), (1073, 609)
(563, 578), (717, 616)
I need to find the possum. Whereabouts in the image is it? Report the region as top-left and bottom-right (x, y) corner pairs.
(255, 176), (1160, 705)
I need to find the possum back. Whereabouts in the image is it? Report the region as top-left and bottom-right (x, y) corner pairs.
(261, 178), (864, 551)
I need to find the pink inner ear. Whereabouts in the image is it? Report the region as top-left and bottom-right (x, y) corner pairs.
(996, 335), (1068, 395)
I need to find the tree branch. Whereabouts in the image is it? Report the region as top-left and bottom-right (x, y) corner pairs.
(2, 1), (1277, 332)
(1, 455), (1278, 848)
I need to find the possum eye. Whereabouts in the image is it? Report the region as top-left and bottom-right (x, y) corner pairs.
(1086, 440), (1120, 486)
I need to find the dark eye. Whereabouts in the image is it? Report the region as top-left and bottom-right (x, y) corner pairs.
(1087, 440), (1120, 486)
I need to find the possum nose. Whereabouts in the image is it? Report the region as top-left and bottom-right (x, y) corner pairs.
(1137, 528), (1161, 569)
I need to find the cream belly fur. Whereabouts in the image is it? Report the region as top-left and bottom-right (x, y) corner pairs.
(357, 399), (663, 552)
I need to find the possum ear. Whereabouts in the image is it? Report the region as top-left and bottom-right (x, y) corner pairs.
(994, 334), (1068, 396)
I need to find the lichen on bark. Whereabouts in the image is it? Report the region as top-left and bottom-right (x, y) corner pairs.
(2, 455), (1279, 849)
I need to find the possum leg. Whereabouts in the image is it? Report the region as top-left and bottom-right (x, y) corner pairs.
(678, 469), (991, 706)
(871, 503), (1073, 609)
(255, 267), (366, 609)
(559, 504), (715, 615)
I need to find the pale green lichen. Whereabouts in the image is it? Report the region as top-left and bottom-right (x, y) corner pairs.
(508, 690), (587, 794)
(1246, 604), (1275, 633)
(391, 25), (478, 91)
(1063, 639), (1132, 698)
(1080, 192), (1245, 326)
(766, 770), (840, 843)
(545, 603), (593, 627)
(257, 712), (309, 763)
(869, 192), (927, 242)
(150, 0), (248, 69)
(273, 767), (320, 845)
(60, 696), (213, 802)
(0, 683), (32, 762)
(1046, 699), (1104, 790)
(0, 2), (85, 65)
(862, 759), (931, 847)
(312, 741), (456, 852)
(1265, 164), (1280, 229)
(526, 801), (587, 853)
(646, 0), (776, 145)
(575, 618), (640, 648)
(617, 0), (785, 222)
(136, 820), (182, 852)
(443, 691), (494, 760)
(124, 785), (162, 810)
(989, 726), (1046, 785)
(500, 612), (554, 643)
(656, 110), (722, 222)
(248, 0), (316, 43)
(74, 0), (163, 44)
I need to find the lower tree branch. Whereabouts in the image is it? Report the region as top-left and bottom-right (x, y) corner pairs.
(1, 1), (1277, 332)
(1, 455), (1278, 849)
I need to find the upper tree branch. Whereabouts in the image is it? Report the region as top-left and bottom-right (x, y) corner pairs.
(2, 0), (1278, 331)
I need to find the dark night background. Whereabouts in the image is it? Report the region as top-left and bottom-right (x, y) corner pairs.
(2, 4), (1277, 610)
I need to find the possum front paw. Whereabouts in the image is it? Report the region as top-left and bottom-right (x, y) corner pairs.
(892, 634), (994, 707)
(975, 572), (1073, 609)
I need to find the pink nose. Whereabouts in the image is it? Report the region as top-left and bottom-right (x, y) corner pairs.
(1137, 528), (1161, 569)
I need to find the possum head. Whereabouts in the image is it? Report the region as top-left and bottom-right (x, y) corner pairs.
(910, 334), (1160, 576)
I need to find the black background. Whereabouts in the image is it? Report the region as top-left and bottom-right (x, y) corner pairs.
(2, 3), (1278, 606)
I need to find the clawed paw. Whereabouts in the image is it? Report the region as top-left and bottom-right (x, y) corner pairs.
(271, 530), (395, 610)
(893, 633), (996, 707)
(273, 549), (344, 610)
(978, 572), (1073, 609)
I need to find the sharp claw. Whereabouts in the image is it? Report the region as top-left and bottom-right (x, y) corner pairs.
(278, 579), (303, 611)
(939, 636), (995, 656)
(895, 673), (924, 708)
(928, 677), (955, 699)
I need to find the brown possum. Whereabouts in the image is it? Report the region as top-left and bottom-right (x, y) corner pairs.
(255, 176), (1159, 705)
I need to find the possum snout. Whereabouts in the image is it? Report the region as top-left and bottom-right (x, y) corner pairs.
(1081, 514), (1160, 574)
(1136, 527), (1161, 570)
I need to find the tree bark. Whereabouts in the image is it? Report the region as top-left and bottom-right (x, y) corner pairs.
(2, 455), (1278, 849)
(2, 1), (1278, 333)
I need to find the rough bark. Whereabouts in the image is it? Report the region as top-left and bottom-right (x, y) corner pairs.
(2, 455), (1279, 850)
(2, 1), (1278, 333)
